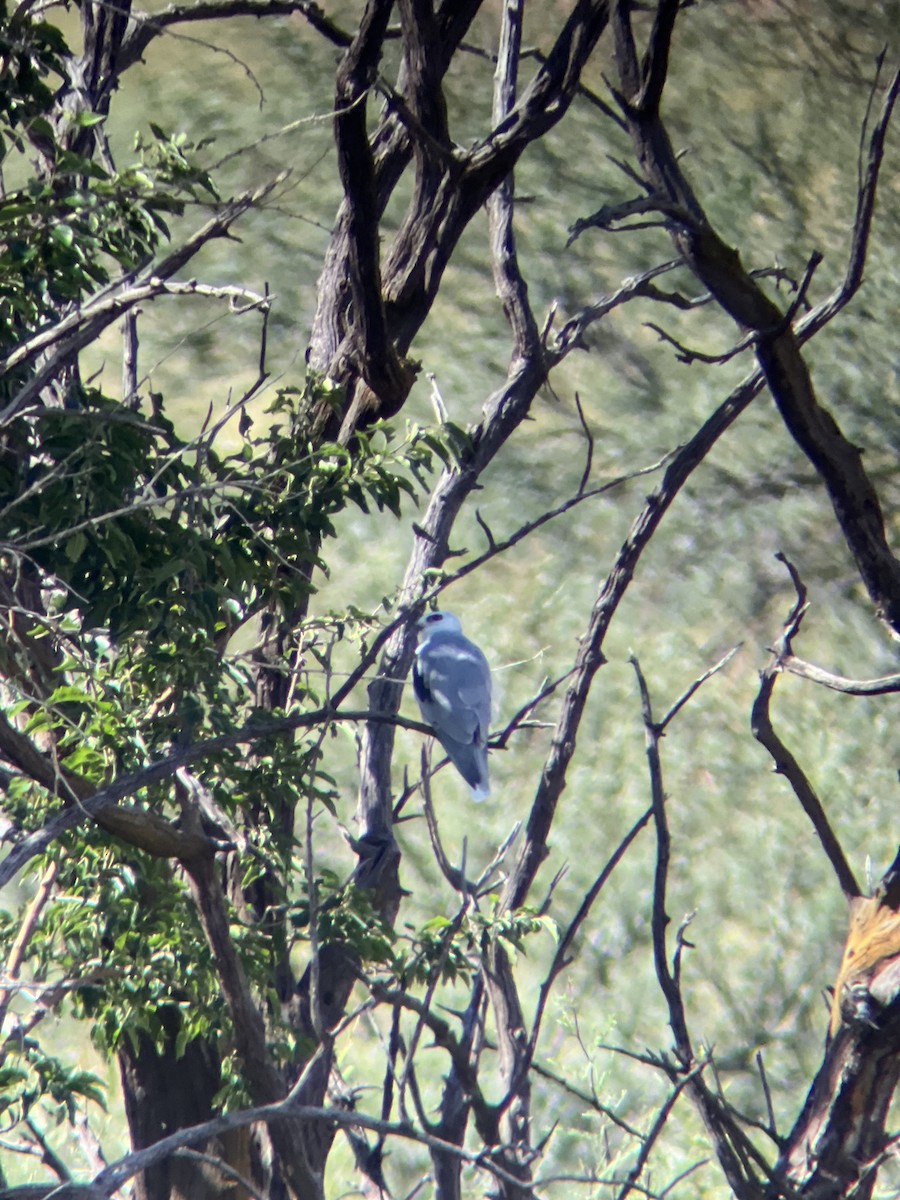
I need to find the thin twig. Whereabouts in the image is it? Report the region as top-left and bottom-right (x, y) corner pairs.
(573, 392), (594, 495)
(658, 645), (742, 732)
(614, 1067), (704, 1200)
(173, 1148), (268, 1200)
(630, 654), (693, 1064)
(527, 806), (652, 1062)
(755, 1051), (779, 1144)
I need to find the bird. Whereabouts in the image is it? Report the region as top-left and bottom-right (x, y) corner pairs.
(413, 610), (492, 800)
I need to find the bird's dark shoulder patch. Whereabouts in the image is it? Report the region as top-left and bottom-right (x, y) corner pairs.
(412, 658), (431, 704)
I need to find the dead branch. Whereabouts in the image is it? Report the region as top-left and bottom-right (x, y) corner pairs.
(119, 0), (353, 74)
(609, 1), (900, 633)
(631, 651), (773, 1200)
(781, 657), (900, 695)
(549, 259), (683, 357)
(527, 806), (652, 1063)
(659, 645), (741, 732)
(750, 554), (861, 899)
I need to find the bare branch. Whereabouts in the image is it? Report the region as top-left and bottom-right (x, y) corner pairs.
(644, 321), (755, 367)
(631, 654), (772, 1200)
(781, 657), (900, 695)
(527, 806), (652, 1062)
(421, 750), (473, 896)
(572, 393), (594, 494)
(488, 0), (540, 357)
(750, 554), (861, 900)
(549, 259), (683, 358)
(609, 12), (900, 633)
(630, 655), (692, 1064)
(614, 1067), (702, 1200)
(658, 645), (741, 732)
(119, 0), (353, 73)
(527, 1056), (643, 1138)
(0, 177), (284, 423)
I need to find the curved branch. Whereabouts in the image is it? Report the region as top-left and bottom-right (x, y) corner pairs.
(119, 0), (352, 73)
(750, 555), (861, 900)
(501, 361), (762, 914)
(631, 652), (773, 1200)
(782, 657), (900, 696)
(610, 6), (900, 633)
(0, 709), (429, 892)
(93, 1098), (531, 1196)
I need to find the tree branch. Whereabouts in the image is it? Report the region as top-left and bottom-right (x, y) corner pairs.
(631, 653), (769, 1200)
(527, 806), (652, 1064)
(609, 9), (900, 633)
(331, 0), (414, 432)
(487, 0), (540, 357)
(0, 177), (285, 422)
(750, 554), (861, 900)
(119, 0), (352, 73)
(781, 657), (900, 695)
(93, 1098), (533, 1196)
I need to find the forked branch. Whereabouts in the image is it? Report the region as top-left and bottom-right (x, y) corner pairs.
(609, 0), (900, 634)
(751, 555), (861, 900)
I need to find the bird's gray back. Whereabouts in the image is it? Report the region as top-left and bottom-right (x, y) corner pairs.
(415, 632), (491, 743)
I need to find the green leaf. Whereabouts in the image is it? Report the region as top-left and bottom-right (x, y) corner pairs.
(71, 111), (106, 128)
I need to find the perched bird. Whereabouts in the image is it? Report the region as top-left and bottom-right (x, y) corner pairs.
(413, 611), (492, 800)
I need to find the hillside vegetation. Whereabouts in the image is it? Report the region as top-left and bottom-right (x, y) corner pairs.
(1, 2), (899, 1198)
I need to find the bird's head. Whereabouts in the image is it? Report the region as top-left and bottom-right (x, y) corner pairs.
(416, 610), (463, 639)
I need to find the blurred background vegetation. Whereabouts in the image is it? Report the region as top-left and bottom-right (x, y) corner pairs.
(4, 0), (900, 1194)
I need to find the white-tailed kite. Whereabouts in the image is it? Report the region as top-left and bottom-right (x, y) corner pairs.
(413, 611), (492, 800)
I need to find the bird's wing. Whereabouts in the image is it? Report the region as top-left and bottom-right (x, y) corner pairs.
(415, 636), (491, 745)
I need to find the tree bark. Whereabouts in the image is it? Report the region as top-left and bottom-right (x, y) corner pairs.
(118, 1019), (236, 1200)
(777, 855), (900, 1199)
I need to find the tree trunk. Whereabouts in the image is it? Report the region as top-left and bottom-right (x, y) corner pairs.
(118, 1016), (244, 1200)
